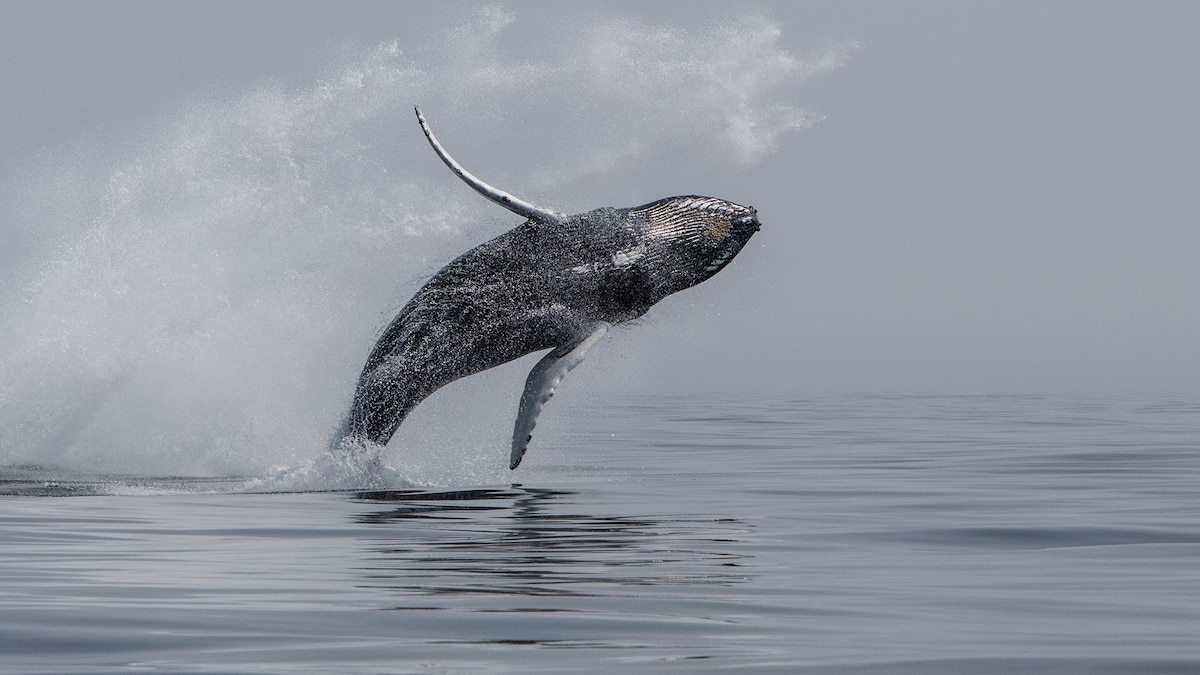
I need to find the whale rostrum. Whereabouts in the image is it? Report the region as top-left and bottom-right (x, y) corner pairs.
(338, 106), (762, 469)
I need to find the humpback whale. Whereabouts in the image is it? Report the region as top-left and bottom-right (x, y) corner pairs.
(340, 107), (761, 469)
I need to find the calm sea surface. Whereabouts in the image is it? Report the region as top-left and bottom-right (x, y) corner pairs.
(2, 393), (1198, 673)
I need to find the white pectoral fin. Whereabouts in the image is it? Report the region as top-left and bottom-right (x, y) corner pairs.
(413, 106), (566, 225)
(509, 322), (611, 469)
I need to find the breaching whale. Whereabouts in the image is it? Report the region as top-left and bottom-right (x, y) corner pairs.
(339, 107), (761, 469)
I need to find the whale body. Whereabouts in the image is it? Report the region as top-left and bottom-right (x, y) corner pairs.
(340, 107), (761, 469)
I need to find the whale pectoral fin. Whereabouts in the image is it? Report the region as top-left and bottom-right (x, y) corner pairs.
(510, 322), (612, 470)
(414, 106), (566, 225)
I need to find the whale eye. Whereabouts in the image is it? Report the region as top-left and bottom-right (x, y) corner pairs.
(702, 218), (732, 242)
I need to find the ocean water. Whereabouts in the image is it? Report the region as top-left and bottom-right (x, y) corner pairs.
(2, 392), (1198, 673)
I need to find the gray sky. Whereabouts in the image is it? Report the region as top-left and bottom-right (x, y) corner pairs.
(2, 0), (1198, 395)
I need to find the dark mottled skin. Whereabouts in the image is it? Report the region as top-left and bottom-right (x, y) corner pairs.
(343, 197), (760, 449)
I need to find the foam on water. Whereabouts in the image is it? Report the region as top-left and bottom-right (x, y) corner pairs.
(0, 7), (853, 486)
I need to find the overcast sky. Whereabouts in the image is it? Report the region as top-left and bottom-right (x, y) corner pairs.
(2, 0), (1197, 396)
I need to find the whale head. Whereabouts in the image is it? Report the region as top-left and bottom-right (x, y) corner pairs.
(628, 195), (761, 297)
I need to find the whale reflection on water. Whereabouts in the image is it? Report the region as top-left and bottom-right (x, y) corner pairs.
(352, 487), (751, 599)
